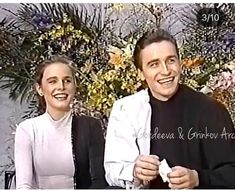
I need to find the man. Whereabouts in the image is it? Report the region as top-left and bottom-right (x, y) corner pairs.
(104, 29), (235, 189)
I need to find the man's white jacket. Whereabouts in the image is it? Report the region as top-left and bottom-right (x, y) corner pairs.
(104, 89), (152, 188)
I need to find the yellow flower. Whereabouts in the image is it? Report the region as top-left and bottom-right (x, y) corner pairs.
(181, 56), (204, 68)
(108, 45), (133, 69)
(112, 3), (126, 11)
(121, 44), (134, 60)
(184, 79), (199, 90)
(212, 88), (231, 108)
(108, 52), (125, 66)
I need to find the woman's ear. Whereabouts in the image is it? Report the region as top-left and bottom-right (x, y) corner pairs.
(35, 83), (43, 96)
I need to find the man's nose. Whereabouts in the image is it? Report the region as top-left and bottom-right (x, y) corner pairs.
(58, 80), (65, 90)
(161, 63), (170, 75)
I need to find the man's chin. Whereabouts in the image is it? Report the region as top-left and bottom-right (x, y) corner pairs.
(164, 87), (179, 97)
(153, 87), (178, 100)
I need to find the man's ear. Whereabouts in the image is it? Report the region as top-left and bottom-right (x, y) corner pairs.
(137, 69), (145, 81)
(35, 83), (43, 96)
(179, 59), (183, 73)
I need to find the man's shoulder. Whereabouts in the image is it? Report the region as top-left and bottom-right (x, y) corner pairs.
(111, 89), (149, 114)
(114, 89), (149, 105)
(182, 84), (226, 111)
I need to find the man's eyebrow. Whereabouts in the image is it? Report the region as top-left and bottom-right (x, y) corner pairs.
(147, 59), (160, 65)
(166, 55), (178, 59)
(46, 76), (57, 81)
(147, 55), (178, 65)
(63, 76), (72, 79)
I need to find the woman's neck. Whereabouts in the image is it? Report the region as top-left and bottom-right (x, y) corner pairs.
(46, 109), (71, 121)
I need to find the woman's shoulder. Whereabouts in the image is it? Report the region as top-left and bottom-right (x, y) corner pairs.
(72, 115), (102, 133)
(72, 115), (101, 127)
(17, 114), (45, 132)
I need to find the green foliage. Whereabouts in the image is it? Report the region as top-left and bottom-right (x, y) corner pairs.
(0, 3), (110, 118)
(0, 3), (169, 118)
(1, 3), (234, 123)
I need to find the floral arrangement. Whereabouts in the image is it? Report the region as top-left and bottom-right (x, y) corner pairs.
(1, 3), (235, 182)
(0, 3), (167, 118)
(0, 3), (234, 123)
(0, 3), (109, 118)
(83, 43), (142, 116)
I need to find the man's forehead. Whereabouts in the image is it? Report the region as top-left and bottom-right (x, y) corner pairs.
(140, 41), (178, 59)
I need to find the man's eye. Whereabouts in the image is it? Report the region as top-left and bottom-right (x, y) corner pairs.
(64, 79), (72, 83)
(168, 59), (176, 63)
(149, 62), (158, 68)
(49, 80), (56, 84)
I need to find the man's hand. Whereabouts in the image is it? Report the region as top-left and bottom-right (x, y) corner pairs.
(133, 155), (160, 184)
(167, 166), (199, 189)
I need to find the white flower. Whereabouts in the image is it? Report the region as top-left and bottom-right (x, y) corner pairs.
(225, 59), (235, 70)
(200, 85), (213, 94)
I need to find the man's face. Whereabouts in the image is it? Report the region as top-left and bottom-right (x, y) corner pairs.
(139, 40), (181, 101)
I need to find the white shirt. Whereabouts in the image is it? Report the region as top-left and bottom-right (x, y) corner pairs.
(104, 89), (151, 188)
(14, 111), (74, 189)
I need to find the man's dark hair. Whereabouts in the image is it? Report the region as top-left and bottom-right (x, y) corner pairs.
(133, 29), (179, 70)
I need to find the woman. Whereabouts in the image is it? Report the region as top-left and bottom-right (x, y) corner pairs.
(14, 56), (107, 189)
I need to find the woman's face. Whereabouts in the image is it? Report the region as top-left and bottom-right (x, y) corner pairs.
(36, 62), (76, 113)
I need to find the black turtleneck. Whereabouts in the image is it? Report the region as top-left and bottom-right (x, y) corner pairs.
(148, 84), (235, 189)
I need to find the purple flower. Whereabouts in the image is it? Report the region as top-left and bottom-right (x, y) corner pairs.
(32, 12), (52, 29)
(222, 31), (235, 51)
(222, 31), (235, 41)
(203, 31), (235, 55)
(203, 41), (220, 54)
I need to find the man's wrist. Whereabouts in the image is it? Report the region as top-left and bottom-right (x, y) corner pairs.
(192, 169), (199, 188)
(132, 165), (143, 187)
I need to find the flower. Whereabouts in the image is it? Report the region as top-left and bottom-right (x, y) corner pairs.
(208, 70), (235, 92)
(108, 46), (125, 67)
(181, 56), (204, 68)
(111, 3), (127, 11)
(211, 88), (231, 108)
(31, 12), (52, 30)
(84, 44), (141, 116)
(225, 59), (235, 70)
(108, 44), (133, 69)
